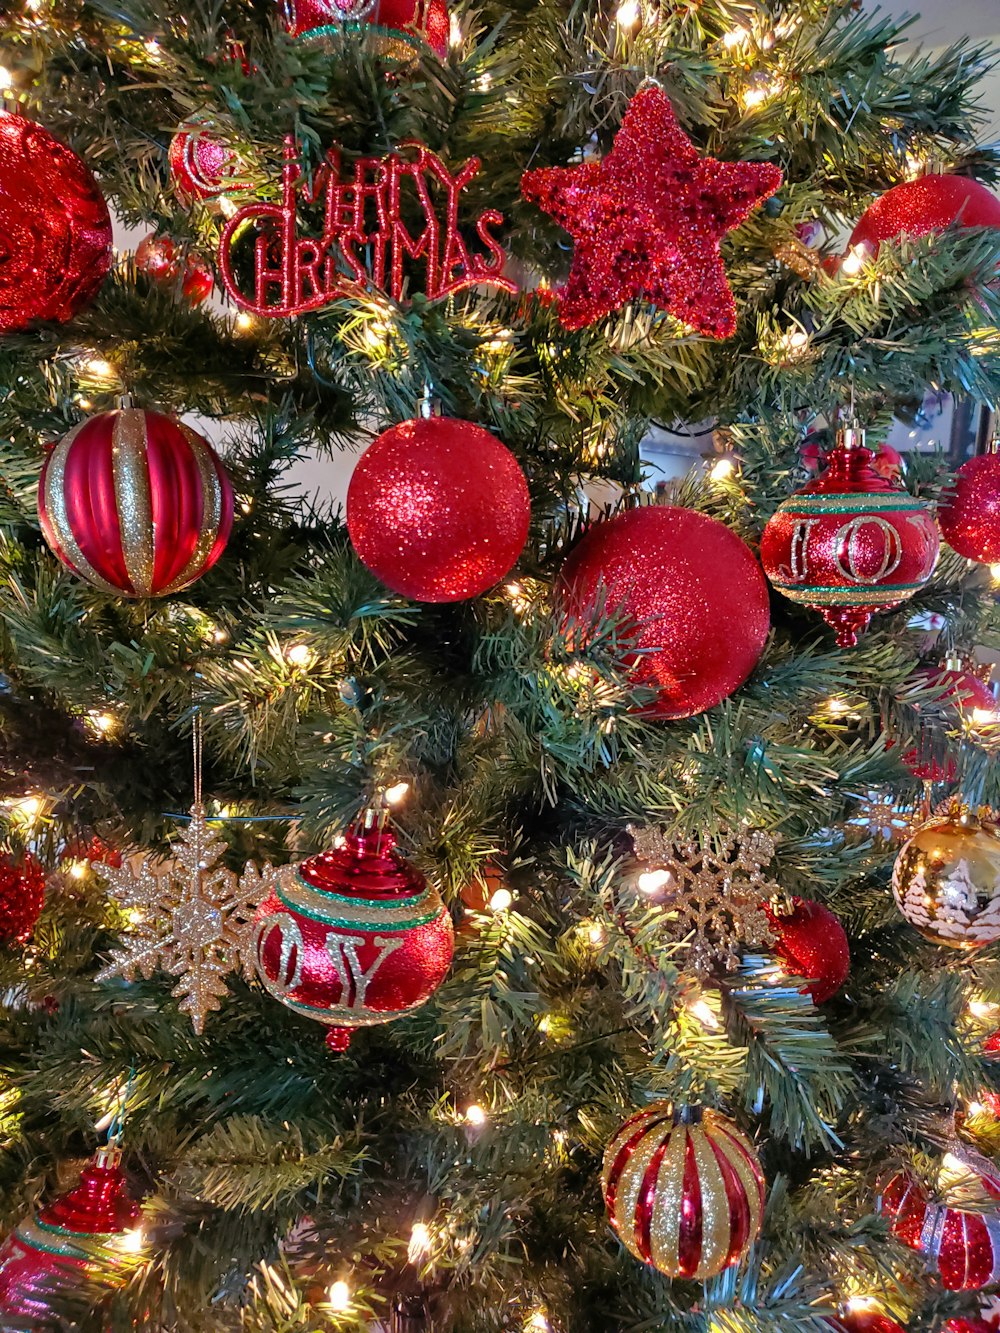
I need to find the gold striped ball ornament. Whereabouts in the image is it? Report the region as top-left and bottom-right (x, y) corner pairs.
(602, 1104), (765, 1279)
(38, 396), (234, 597)
(892, 805), (1000, 949)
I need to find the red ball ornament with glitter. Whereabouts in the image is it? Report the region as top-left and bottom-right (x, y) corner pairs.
(556, 505), (770, 720)
(831, 1313), (907, 1333)
(760, 424), (939, 647)
(346, 417), (530, 603)
(602, 1104), (765, 1279)
(880, 1167), (1000, 1290)
(0, 856), (45, 945)
(168, 117), (251, 205)
(521, 84), (782, 336)
(0, 1146), (144, 1325)
(37, 398), (234, 598)
(939, 452), (1000, 565)
(0, 109), (112, 333)
(283, 0), (449, 56)
(251, 819), (455, 1050)
(762, 898), (850, 1004)
(849, 174), (1000, 257)
(135, 234), (214, 307)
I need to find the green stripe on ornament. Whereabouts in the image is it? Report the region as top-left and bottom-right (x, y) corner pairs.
(779, 495), (927, 515)
(294, 872), (427, 911)
(276, 885), (440, 932)
(771, 581), (927, 598)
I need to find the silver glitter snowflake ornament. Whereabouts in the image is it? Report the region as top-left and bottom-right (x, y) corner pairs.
(628, 823), (781, 974)
(94, 802), (271, 1034)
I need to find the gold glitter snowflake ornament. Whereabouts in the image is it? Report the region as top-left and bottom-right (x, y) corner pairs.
(628, 823), (781, 973)
(94, 803), (271, 1034)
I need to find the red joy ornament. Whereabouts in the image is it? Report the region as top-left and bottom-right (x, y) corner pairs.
(346, 416), (530, 602)
(762, 898), (850, 1004)
(0, 856), (44, 945)
(283, 0), (448, 56)
(135, 234), (214, 306)
(521, 85), (782, 336)
(0, 109), (112, 333)
(880, 1167), (1000, 1290)
(939, 452), (1000, 565)
(849, 174), (1000, 257)
(556, 505), (770, 720)
(251, 819), (455, 1050)
(168, 117), (251, 205)
(602, 1104), (765, 1279)
(0, 1145), (143, 1325)
(760, 424), (939, 647)
(38, 398), (234, 598)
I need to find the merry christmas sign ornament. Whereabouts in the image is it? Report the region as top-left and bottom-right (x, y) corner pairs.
(218, 137), (514, 316)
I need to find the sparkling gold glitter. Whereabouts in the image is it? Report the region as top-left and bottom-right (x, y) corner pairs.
(112, 408), (155, 597)
(41, 421), (119, 594)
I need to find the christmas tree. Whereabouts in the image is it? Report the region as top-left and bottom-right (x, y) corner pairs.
(2, 0), (1000, 1329)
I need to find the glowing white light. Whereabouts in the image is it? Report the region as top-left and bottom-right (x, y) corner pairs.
(841, 243), (871, 276)
(383, 782), (409, 806)
(826, 697), (852, 715)
(9, 795), (42, 822)
(88, 711), (116, 736)
(328, 1280), (351, 1311)
(119, 1227), (145, 1254)
(968, 1100), (986, 1116)
(687, 998), (721, 1031)
(615, 0), (640, 28)
(587, 922), (605, 945)
(68, 861), (88, 880)
(525, 1312), (550, 1333)
(709, 457), (735, 481)
(465, 1103), (487, 1127)
(489, 887), (513, 912)
(637, 868), (673, 895)
(85, 357), (115, 381)
(0, 68), (12, 91)
(722, 26), (750, 48)
(408, 1221), (432, 1262)
(844, 1296), (880, 1315)
(449, 13), (462, 46)
(235, 312), (254, 331)
(284, 643), (313, 669)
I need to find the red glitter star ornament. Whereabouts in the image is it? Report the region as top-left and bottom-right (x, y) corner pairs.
(521, 85), (783, 336)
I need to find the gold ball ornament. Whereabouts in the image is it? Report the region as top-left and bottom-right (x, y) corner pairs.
(892, 806), (1000, 948)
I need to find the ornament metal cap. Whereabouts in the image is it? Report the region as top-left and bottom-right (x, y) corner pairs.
(837, 421), (866, 451)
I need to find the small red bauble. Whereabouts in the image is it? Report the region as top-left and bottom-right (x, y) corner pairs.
(832, 1313), (907, 1333)
(939, 453), (1000, 565)
(251, 821), (455, 1049)
(849, 174), (1000, 257)
(168, 117), (251, 205)
(135, 234), (214, 307)
(38, 399), (234, 598)
(0, 856), (44, 945)
(880, 1169), (1000, 1290)
(762, 897), (850, 1004)
(557, 505), (769, 720)
(602, 1104), (765, 1279)
(284, 0), (449, 56)
(760, 427), (939, 647)
(0, 1146), (143, 1325)
(346, 417), (530, 603)
(0, 110), (112, 333)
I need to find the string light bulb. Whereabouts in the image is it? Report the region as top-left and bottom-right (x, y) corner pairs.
(0, 68), (12, 94)
(722, 26), (750, 48)
(489, 887), (513, 912)
(383, 781), (409, 806)
(637, 868), (673, 895)
(235, 312), (254, 332)
(449, 13), (462, 46)
(67, 861), (88, 880)
(841, 243), (871, 277)
(687, 996), (722, 1031)
(615, 0), (640, 29)
(118, 1227), (145, 1255)
(284, 642), (314, 669)
(408, 1221), (432, 1262)
(709, 456), (736, 481)
(465, 1103), (487, 1127)
(525, 1311), (550, 1333)
(328, 1280), (351, 1311)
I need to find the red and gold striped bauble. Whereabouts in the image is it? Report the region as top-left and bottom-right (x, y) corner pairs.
(602, 1104), (765, 1279)
(38, 399), (234, 597)
(880, 1168), (1000, 1290)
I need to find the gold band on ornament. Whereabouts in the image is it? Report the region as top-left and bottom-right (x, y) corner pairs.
(650, 1118), (687, 1274)
(280, 872), (438, 929)
(42, 423), (121, 595)
(686, 1125), (728, 1277)
(266, 989), (428, 1025)
(612, 1117), (667, 1262)
(112, 409), (155, 597)
(776, 586), (909, 608)
(160, 425), (223, 594)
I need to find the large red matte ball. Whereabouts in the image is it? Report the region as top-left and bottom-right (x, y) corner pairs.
(347, 418), (530, 602)
(557, 506), (770, 719)
(0, 110), (112, 333)
(849, 174), (1000, 255)
(0, 857), (44, 945)
(939, 453), (1000, 564)
(763, 898), (849, 1004)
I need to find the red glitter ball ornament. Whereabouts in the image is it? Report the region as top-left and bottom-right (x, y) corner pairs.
(520, 84), (782, 336)
(283, 0), (449, 57)
(251, 820), (455, 1049)
(849, 174), (1000, 257)
(760, 425), (939, 647)
(0, 1145), (144, 1326)
(38, 398), (234, 598)
(346, 417), (530, 603)
(939, 452), (1000, 565)
(880, 1167), (1000, 1291)
(602, 1104), (765, 1279)
(168, 117), (251, 206)
(831, 1313), (907, 1333)
(0, 856), (44, 945)
(0, 109), (112, 333)
(556, 505), (770, 720)
(762, 897), (850, 1004)
(135, 234), (214, 307)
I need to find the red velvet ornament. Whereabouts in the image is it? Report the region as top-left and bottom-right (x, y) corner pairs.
(251, 820), (455, 1050)
(760, 428), (939, 647)
(168, 117), (251, 205)
(602, 1104), (765, 1279)
(38, 400), (234, 598)
(0, 856), (44, 945)
(880, 1168), (1000, 1290)
(520, 85), (782, 336)
(849, 174), (1000, 257)
(0, 1146), (143, 1325)
(556, 505), (769, 720)
(346, 417), (530, 603)
(939, 453), (1000, 565)
(135, 234), (214, 306)
(284, 0), (449, 56)
(0, 110), (112, 333)
(832, 1313), (907, 1333)
(762, 898), (850, 1004)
